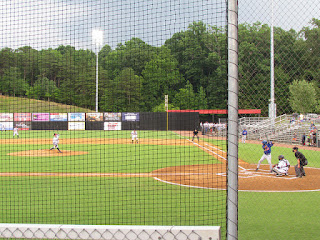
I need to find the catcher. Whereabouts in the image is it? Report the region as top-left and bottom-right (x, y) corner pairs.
(272, 155), (290, 177)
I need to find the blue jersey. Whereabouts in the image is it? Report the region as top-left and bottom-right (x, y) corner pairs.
(242, 130), (247, 135)
(262, 142), (273, 155)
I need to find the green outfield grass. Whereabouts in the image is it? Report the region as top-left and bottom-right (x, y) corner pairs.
(238, 142), (320, 240)
(0, 177), (225, 226)
(0, 130), (185, 139)
(1, 131), (319, 240)
(0, 130), (227, 238)
(239, 142), (320, 168)
(239, 191), (320, 240)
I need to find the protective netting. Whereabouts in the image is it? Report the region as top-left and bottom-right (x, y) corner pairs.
(0, 1), (228, 240)
(238, 0), (320, 239)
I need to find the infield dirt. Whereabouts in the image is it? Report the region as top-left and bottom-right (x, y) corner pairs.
(3, 137), (320, 192)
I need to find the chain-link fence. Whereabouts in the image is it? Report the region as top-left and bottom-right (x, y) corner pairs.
(238, 0), (320, 239)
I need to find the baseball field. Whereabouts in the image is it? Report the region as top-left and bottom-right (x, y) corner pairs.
(0, 130), (319, 239)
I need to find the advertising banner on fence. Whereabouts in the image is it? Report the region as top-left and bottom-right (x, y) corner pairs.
(0, 113), (13, 122)
(50, 113), (68, 121)
(86, 113), (103, 121)
(104, 112), (121, 121)
(0, 122), (13, 130)
(32, 113), (50, 122)
(122, 112), (140, 121)
(104, 122), (122, 130)
(68, 122), (85, 130)
(14, 113), (32, 122)
(68, 113), (85, 122)
(14, 121), (31, 130)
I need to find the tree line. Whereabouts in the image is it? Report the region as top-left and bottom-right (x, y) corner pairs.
(0, 19), (319, 115)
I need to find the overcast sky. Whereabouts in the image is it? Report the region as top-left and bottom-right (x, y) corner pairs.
(0, 0), (318, 51)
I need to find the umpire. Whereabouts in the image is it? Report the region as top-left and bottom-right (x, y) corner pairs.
(293, 147), (308, 178)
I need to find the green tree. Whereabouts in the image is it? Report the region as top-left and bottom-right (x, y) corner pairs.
(101, 68), (142, 112)
(141, 46), (183, 111)
(196, 86), (208, 109)
(102, 38), (156, 79)
(16, 46), (39, 85)
(0, 67), (28, 96)
(173, 81), (196, 109)
(238, 22), (271, 115)
(299, 18), (320, 82)
(27, 77), (59, 101)
(152, 103), (179, 112)
(289, 80), (319, 113)
(165, 22), (227, 109)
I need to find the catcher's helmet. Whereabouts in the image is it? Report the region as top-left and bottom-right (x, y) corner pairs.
(262, 140), (267, 145)
(278, 155), (284, 160)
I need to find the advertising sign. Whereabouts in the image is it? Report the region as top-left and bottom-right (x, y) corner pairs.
(50, 113), (68, 121)
(68, 113), (86, 122)
(68, 122), (85, 130)
(14, 121), (31, 130)
(104, 112), (121, 121)
(86, 113), (103, 121)
(0, 122), (13, 130)
(14, 113), (32, 122)
(0, 113), (13, 121)
(32, 113), (50, 122)
(122, 112), (140, 122)
(104, 122), (122, 130)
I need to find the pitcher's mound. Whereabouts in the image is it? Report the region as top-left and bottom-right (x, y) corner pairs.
(8, 149), (88, 157)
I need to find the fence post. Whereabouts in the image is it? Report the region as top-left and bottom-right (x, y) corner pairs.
(227, 0), (239, 239)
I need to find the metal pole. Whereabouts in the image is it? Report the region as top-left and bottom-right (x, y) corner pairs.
(95, 50), (99, 112)
(269, 0), (275, 122)
(227, 0), (239, 239)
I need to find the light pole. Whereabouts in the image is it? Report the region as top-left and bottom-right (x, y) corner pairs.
(92, 29), (104, 112)
(269, 0), (276, 123)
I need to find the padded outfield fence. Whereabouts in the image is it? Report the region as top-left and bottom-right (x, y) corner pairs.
(0, 112), (199, 131)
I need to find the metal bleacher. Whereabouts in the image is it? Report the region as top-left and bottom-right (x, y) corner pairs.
(239, 114), (314, 145)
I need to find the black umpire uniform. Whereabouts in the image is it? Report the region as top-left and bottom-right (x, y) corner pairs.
(192, 129), (199, 142)
(293, 147), (308, 178)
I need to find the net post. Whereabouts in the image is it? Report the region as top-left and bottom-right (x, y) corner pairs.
(227, 0), (239, 239)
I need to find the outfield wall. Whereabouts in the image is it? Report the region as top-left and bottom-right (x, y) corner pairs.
(0, 112), (199, 131)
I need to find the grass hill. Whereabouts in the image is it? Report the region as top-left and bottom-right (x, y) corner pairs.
(0, 95), (95, 113)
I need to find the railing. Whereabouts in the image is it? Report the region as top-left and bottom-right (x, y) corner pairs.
(239, 115), (318, 146)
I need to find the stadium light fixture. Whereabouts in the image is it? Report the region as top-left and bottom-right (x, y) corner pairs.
(92, 29), (104, 112)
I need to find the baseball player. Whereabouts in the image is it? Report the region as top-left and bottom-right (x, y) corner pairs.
(50, 133), (62, 153)
(131, 130), (138, 144)
(293, 147), (308, 178)
(272, 155), (290, 177)
(192, 129), (199, 142)
(13, 127), (19, 138)
(256, 140), (274, 172)
(242, 128), (247, 143)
